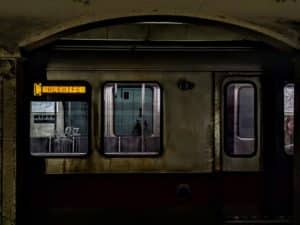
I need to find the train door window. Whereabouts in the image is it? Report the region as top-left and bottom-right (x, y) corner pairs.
(224, 82), (257, 156)
(103, 82), (161, 155)
(284, 84), (294, 155)
(30, 82), (90, 156)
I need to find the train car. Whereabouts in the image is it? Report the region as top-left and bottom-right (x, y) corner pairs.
(17, 21), (294, 225)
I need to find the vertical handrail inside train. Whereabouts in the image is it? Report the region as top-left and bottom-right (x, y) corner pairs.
(141, 83), (145, 152)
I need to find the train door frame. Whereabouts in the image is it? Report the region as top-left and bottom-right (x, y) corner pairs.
(214, 72), (262, 172)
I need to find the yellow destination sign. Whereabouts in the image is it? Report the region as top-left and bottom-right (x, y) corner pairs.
(34, 83), (86, 96)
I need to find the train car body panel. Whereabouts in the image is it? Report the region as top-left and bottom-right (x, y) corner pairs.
(46, 71), (214, 173)
(44, 50), (264, 174)
(15, 41), (293, 225)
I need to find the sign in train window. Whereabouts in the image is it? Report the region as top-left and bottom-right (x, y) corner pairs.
(30, 81), (90, 156)
(284, 84), (294, 155)
(224, 82), (257, 156)
(103, 82), (162, 155)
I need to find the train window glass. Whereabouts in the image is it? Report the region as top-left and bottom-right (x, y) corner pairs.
(284, 84), (294, 155)
(103, 82), (161, 155)
(114, 86), (153, 136)
(238, 87), (255, 138)
(225, 83), (256, 156)
(30, 101), (89, 156)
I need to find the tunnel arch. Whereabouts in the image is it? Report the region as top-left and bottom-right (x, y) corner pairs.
(19, 13), (299, 51)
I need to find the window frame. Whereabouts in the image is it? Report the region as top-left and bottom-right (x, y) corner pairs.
(223, 80), (258, 158)
(101, 81), (163, 157)
(29, 80), (91, 157)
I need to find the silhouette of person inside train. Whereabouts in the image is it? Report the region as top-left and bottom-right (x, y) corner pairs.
(132, 119), (150, 136)
(132, 120), (142, 135)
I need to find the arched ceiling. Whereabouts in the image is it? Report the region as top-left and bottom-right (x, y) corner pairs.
(0, 0), (300, 56)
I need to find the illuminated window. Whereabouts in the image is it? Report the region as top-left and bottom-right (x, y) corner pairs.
(284, 84), (294, 155)
(224, 82), (256, 156)
(103, 82), (161, 155)
(30, 81), (90, 156)
(30, 101), (89, 156)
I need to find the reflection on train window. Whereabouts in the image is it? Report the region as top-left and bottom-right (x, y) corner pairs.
(284, 84), (294, 155)
(30, 101), (89, 156)
(114, 86), (153, 136)
(238, 87), (255, 138)
(103, 82), (161, 155)
(225, 83), (256, 156)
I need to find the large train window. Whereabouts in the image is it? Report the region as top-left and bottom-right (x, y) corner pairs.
(284, 84), (294, 155)
(30, 81), (91, 156)
(103, 82), (161, 155)
(224, 82), (257, 156)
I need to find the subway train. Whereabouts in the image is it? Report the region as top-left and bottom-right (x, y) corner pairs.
(17, 21), (294, 225)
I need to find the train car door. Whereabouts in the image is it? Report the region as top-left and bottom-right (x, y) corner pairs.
(215, 72), (263, 219)
(215, 71), (293, 222)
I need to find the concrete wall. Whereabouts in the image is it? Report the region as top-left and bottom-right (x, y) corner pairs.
(0, 58), (16, 225)
(63, 23), (260, 42)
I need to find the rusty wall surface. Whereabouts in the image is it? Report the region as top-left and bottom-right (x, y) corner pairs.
(0, 0), (300, 52)
(62, 23), (262, 42)
(0, 58), (16, 225)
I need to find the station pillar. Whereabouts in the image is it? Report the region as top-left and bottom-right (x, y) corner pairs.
(0, 57), (17, 225)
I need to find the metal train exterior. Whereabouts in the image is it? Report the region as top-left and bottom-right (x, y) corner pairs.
(1, 1), (300, 223)
(15, 29), (294, 225)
